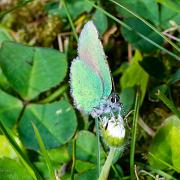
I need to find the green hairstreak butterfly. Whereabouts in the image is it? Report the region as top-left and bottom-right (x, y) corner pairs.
(70, 21), (122, 119)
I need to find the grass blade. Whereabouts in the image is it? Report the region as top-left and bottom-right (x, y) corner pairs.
(149, 152), (178, 172)
(0, 120), (42, 180)
(109, 0), (180, 52)
(32, 122), (56, 180)
(95, 118), (101, 177)
(144, 164), (177, 180)
(156, 90), (180, 118)
(86, 0), (180, 61)
(61, 0), (78, 42)
(71, 137), (76, 180)
(130, 88), (141, 179)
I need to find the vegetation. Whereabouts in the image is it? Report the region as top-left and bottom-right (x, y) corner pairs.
(0, 0), (179, 179)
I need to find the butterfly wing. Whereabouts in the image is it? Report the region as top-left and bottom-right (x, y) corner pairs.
(78, 21), (112, 98)
(70, 58), (103, 113)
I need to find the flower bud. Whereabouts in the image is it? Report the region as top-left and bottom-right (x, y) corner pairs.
(100, 115), (125, 148)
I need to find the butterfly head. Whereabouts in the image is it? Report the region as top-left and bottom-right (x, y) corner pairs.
(108, 92), (122, 108)
(91, 92), (123, 118)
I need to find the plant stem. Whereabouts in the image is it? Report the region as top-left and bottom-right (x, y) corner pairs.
(95, 118), (101, 177)
(38, 85), (67, 104)
(61, 0), (78, 42)
(71, 137), (76, 180)
(32, 123), (56, 180)
(130, 89), (140, 179)
(98, 148), (116, 180)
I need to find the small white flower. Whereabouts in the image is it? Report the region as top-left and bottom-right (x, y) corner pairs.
(100, 115), (125, 148)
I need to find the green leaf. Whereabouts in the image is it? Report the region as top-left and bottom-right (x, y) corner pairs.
(59, 0), (93, 20)
(167, 69), (180, 84)
(115, 0), (159, 25)
(0, 67), (11, 91)
(36, 146), (70, 178)
(61, 172), (71, 180)
(0, 135), (17, 159)
(48, 145), (70, 164)
(18, 100), (77, 150)
(0, 27), (13, 46)
(93, 9), (108, 35)
(113, 62), (129, 76)
(0, 158), (33, 180)
(0, 29), (13, 91)
(158, 0), (180, 13)
(76, 130), (105, 164)
(149, 115), (180, 172)
(120, 50), (149, 103)
(121, 18), (164, 53)
(34, 161), (50, 180)
(156, 91), (180, 118)
(87, 0), (180, 60)
(0, 42), (67, 100)
(160, 5), (180, 29)
(76, 168), (97, 180)
(0, 89), (22, 128)
(149, 84), (168, 101)
(75, 160), (95, 173)
(120, 87), (135, 116)
(32, 123), (56, 180)
(139, 56), (166, 79)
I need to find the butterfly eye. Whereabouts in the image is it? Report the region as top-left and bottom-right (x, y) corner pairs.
(110, 96), (116, 103)
(110, 93), (120, 103)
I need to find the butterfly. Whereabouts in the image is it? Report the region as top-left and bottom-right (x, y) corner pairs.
(70, 21), (122, 121)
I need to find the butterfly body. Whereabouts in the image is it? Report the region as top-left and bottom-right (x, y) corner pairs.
(91, 92), (122, 118)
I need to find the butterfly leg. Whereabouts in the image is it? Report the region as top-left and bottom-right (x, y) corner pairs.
(91, 107), (102, 118)
(123, 110), (134, 129)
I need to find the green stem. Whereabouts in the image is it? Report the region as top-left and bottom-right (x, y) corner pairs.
(157, 90), (180, 118)
(38, 85), (67, 104)
(71, 138), (76, 180)
(111, 164), (122, 179)
(149, 152), (177, 171)
(95, 118), (101, 177)
(98, 148), (116, 180)
(130, 89), (140, 179)
(61, 0), (78, 42)
(141, 163), (177, 180)
(32, 123), (56, 180)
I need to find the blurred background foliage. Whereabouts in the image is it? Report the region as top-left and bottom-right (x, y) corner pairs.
(0, 0), (179, 179)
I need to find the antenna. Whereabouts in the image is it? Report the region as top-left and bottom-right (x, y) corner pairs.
(110, 72), (116, 92)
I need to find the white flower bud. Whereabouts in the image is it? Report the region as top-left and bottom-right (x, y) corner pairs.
(100, 115), (125, 148)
